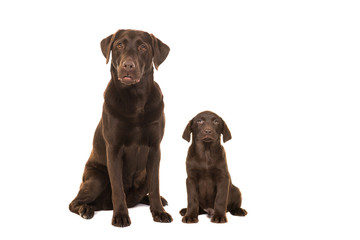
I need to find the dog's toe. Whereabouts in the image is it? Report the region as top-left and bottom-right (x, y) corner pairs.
(112, 213), (131, 227)
(153, 211), (173, 223)
(78, 204), (95, 219)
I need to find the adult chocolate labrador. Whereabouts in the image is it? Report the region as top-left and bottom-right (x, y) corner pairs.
(180, 111), (247, 223)
(69, 29), (172, 227)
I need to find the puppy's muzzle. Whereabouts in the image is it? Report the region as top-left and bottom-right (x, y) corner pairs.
(201, 128), (216, 142)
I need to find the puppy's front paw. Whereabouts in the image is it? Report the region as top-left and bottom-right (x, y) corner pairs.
(112, 213), (131, 227)
(182, 215), (198, 223)
(211, 214), (227, 223)
(152, 211), (173, 223)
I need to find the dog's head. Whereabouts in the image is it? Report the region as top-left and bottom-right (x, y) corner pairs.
(100, 29), (170, 86)
(182, 111), (232, 144)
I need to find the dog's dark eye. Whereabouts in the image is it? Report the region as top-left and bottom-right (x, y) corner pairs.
(138, 44), (147, 51)
(117, 42), (124, 49)
(213, 120), (220, 125)
(197, 119), (204, 124)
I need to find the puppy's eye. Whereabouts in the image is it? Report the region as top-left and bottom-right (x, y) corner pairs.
(213, 120), (220, 125)
(197, 119), (204, 124)
(138, 44), (147, 51)
(117, 42), (124, 49)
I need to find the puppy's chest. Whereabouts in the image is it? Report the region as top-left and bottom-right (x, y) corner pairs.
(190, 153), (219, 176)
(191, 155), (219, 206)
(199, 150), (217, 168)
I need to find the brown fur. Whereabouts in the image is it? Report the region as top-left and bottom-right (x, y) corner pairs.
(69, 29), (172, 227)
(180, 111), (247, 223)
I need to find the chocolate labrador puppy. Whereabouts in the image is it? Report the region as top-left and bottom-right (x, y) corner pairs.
(180, 111), (247, 223)
(69, 29), (172, 227)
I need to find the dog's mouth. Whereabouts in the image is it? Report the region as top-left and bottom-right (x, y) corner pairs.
(118, 75), (140, 85)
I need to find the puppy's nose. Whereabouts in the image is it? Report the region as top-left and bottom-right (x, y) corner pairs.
(205, 129), (212, 134)
(122, 60), (135, 71)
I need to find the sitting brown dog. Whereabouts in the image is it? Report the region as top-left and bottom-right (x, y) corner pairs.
(69, 29), (172, 227)
(180, 111), (247, 223)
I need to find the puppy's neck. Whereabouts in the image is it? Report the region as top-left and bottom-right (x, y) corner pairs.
(193, 139), (222, 158)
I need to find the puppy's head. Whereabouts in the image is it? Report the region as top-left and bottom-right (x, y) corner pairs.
(100, 29), (170, 86)
(182, 111), (232, 144)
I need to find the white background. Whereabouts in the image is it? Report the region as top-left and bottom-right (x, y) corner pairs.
(1, 0), (359, 239)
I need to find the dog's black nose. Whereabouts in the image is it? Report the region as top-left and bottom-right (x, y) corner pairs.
(205, 129), (212, 134)
(122, 60), (135, 71)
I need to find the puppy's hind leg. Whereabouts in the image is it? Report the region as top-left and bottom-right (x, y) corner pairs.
(227, 184), (248, 217)
(179, 208), (187, 216)
(230, 207), (248, 216)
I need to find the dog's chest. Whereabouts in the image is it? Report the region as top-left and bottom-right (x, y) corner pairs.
(121, 123), (162, 146)
(103, 115), (163, 146)
(122, 126), (146, 144)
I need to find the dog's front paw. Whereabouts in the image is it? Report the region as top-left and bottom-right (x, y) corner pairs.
(152, 211), (173, 223)
(182, 215), (198, 223)
(112, 213), (131, 227)
(211, 214), (227, 223)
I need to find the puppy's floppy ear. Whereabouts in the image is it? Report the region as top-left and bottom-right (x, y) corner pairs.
(182, 120), (193, 142)
(222, 120), (232, 143)
(150, 34), (170, 70)
(100, 30), (123, 64)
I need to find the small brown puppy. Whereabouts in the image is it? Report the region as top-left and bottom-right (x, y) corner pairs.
(69, 29), (172, 227)
(180, 111), (247, 223)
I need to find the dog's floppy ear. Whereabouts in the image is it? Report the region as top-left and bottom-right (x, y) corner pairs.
(100, 30), (123, 64)
(150, 34), (170, 70)
(182, 119), (193, 142)
(222, 120), (232, 143)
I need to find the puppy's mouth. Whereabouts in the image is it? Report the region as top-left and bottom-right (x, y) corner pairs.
(201, 136), (215, 142)
(118, 75), (140, 85)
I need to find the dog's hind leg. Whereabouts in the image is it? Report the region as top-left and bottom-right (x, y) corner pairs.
(69, 163), (109, 219)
